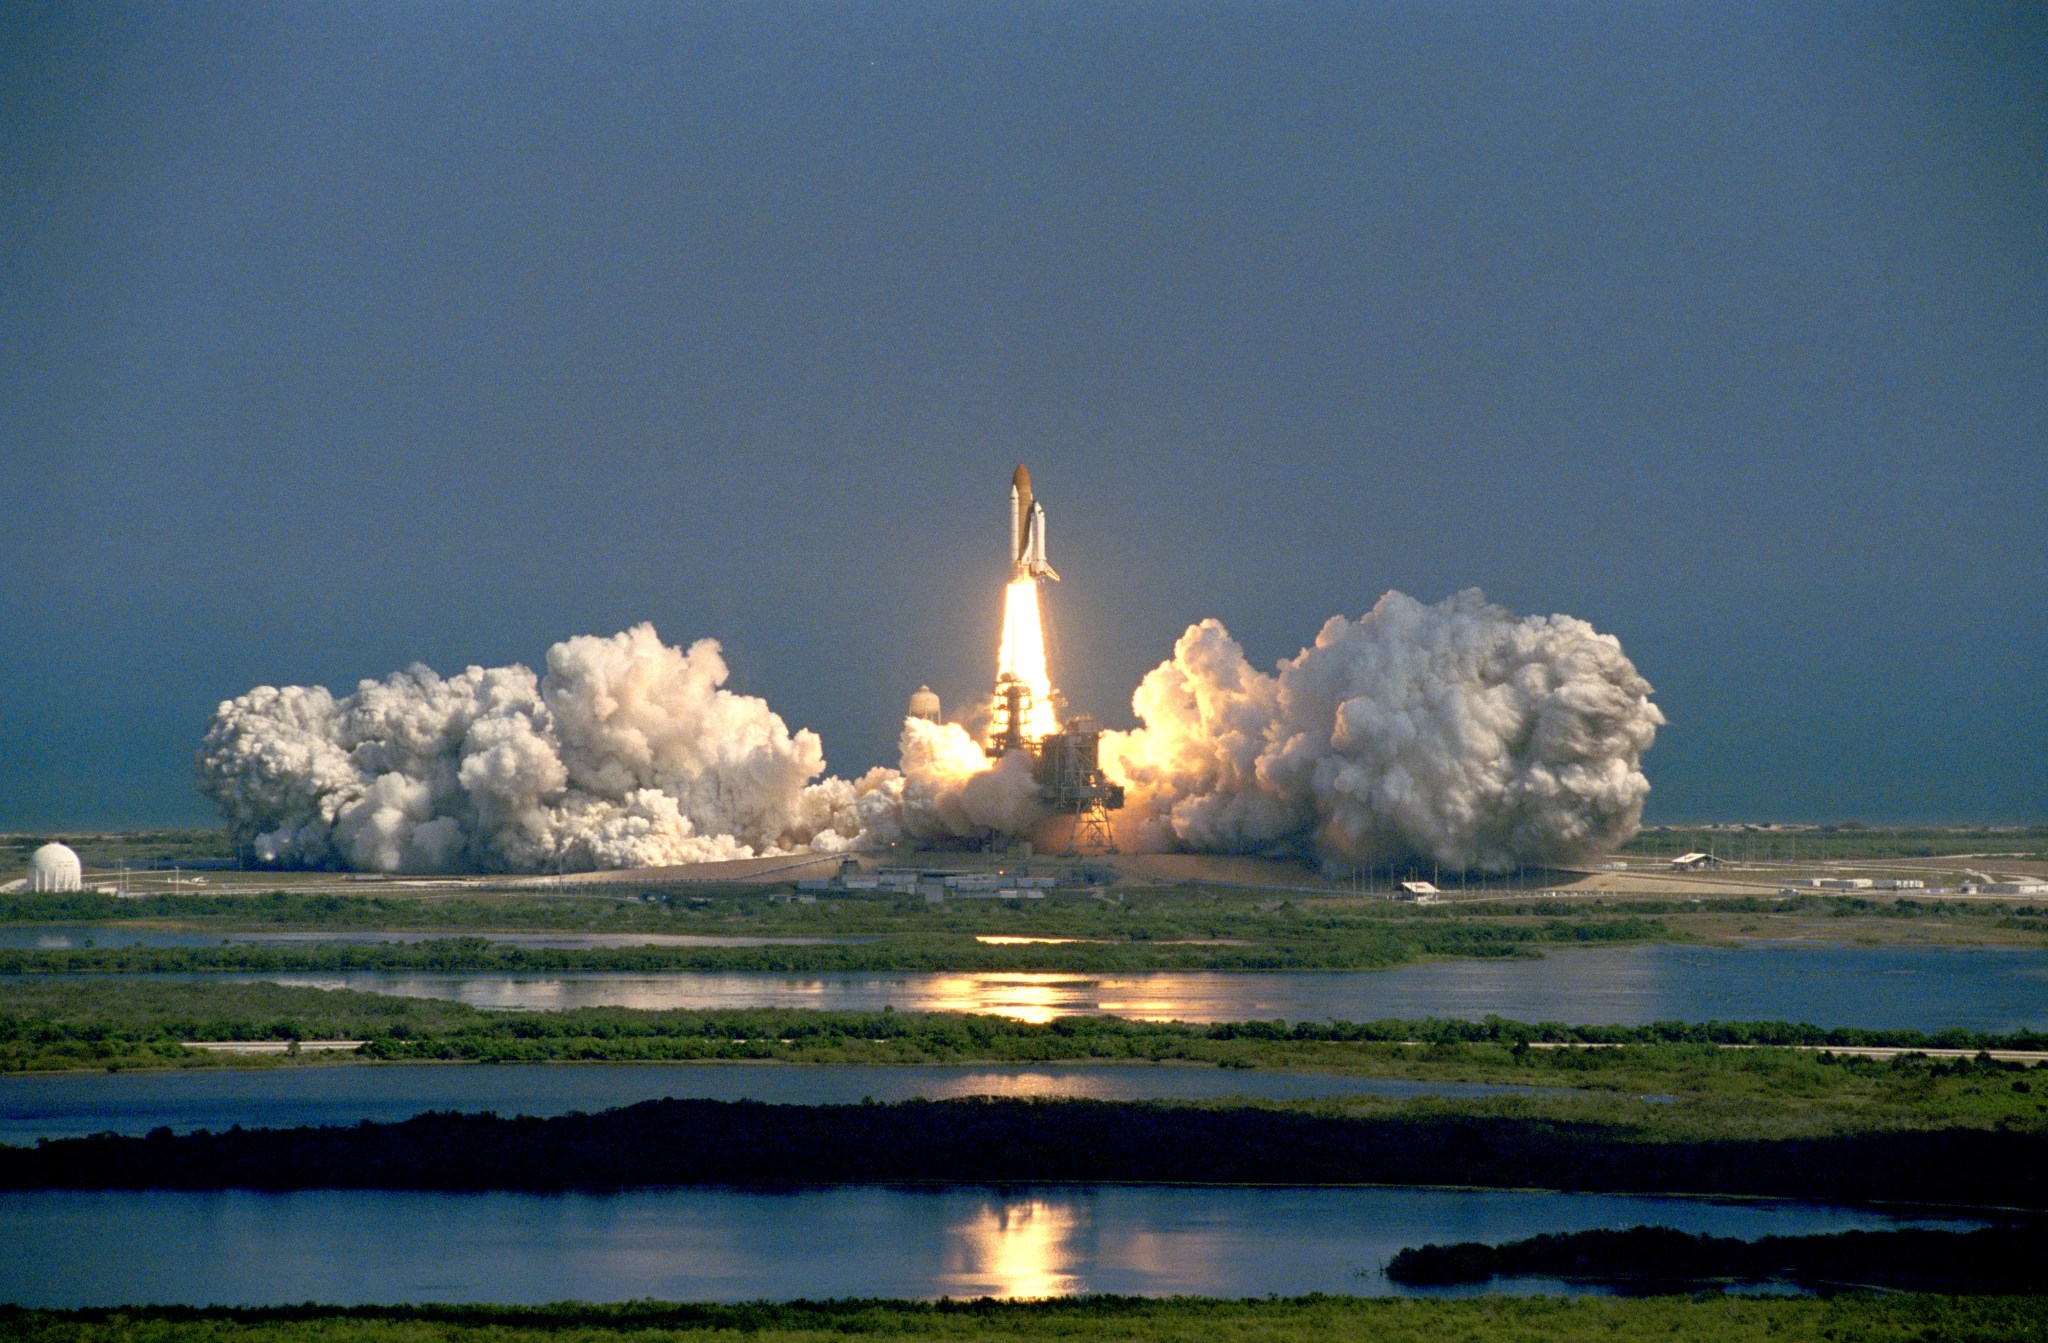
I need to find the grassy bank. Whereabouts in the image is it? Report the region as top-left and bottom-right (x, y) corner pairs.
(1623, 823), (2048, 863)
(6, 888), (2045, 965)
(6, 1297), (2048, 1343)
(0, 915), (1674, 976)
(8, 1095), (2047, 1206)
(6, 982), (2048, 1142)
(2, 887), (1697, 943)
(11, 886), (2048, 932)
(1386, 1224), (2048, 1292)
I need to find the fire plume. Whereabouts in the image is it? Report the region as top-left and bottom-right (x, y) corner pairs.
(995, 577), (1060, 741)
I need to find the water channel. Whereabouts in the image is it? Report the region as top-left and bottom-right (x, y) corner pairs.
(225, 943), (2048, 1031)
(0, 1185), (1985, 1305)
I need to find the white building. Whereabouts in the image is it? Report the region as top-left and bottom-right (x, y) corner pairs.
(1399, 880), (1441, 905)
(27, 843), (83, 893)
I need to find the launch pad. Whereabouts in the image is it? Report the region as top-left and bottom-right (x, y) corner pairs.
(983, 468), (1125, 854)
(989, 672), (1124, 853)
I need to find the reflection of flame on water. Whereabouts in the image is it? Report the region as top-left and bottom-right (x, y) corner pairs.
(974, 935), (1091, 946)
(944, 1199), (1082, 1298)
(265, 971), (1260, 1024)
(916, 974), (1104, 1025)
(1093, 1000), (1190, 1017)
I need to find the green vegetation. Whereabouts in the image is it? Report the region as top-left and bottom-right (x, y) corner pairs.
(1386, 1225), (2048, 1292)
(6, 981), (2047, 1143)
(7, 1095), (2046, 1204)
(0, 831), (232, 876)
(10, 885), (2046, 971)
(5, 887), (2043, 957)
(6, 1297), (2047, 1343)
(0, 916), (1673, 975)
(1624, 823), (2048, 862)
(5, 884), (1641, 935)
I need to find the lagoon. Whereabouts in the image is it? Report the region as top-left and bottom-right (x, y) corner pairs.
(0, 1184), (1983, 1305)
(241, 943), (2048, 1031)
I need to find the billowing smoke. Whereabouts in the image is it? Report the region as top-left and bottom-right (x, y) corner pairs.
(1099, 589), (1663, 872)
(200, 589), (1660, 874)
(198, 624), (879, 873)
(889, 718), (1048, 843)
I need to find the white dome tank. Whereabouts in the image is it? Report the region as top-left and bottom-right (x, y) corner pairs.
(28, 843), (83, 893)
(908, 685), (941, 722)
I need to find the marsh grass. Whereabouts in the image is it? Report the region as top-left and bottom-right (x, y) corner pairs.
(5, 1297), (2048, 1343)
(5, 981), (2046, 1141)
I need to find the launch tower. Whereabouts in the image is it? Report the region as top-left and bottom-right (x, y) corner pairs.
(983, 464), (1123, 854)
(1032, 714), (1124, 854)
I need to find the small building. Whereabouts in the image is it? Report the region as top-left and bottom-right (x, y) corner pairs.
(27, 843), (83, 893)
(1398, 880), (1441, 905)
(1669, 852), (1722, 871)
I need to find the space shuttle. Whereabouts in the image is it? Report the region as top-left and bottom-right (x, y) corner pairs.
(1008, 464), (1059, 582)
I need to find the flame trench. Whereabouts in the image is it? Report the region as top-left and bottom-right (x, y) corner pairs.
(995, 577), (1061, 740)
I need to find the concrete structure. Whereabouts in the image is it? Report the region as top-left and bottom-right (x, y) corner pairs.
(27, 843), (82, 893)
(1032, 714), (1125, 854)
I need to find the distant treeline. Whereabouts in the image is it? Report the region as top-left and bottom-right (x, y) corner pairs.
(5, 1097), (2045, 1207)
(361, 1011), (2048, 1059)
(6, 889), (2045, 925)
(1386, 1224), (2048, 1293)
(0, 918), (1670, 976)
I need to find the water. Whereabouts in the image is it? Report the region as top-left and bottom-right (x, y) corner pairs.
(236, 944), (2048, 1030)
(0, 1063), (1558, 1145)
(0, 1185), (1981, 1305)
(0, 925), (855, 950)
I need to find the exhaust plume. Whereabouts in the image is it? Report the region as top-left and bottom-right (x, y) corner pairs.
(197, 623), (868, 873)
(199, 589), (1660, 874)
(994, 577), (1061, 739)
(1098, 589), (1663, 872)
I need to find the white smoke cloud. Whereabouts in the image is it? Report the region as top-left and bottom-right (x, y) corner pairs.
(199, 591), (1660, 874)
(197, 624), (868, 873)
(1099, 589), (1663, 872)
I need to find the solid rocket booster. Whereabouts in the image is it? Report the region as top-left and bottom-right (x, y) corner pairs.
(1009, 464), (1059, 582)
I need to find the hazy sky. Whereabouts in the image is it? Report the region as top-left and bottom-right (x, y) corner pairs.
(3, 1), (2044, 831)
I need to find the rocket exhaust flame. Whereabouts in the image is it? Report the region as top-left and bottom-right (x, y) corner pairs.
(994, 576), (1061, 743)
(992, 465), (1062, 749)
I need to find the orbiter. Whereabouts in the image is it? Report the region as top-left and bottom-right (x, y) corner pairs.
(1008, 464), (1059, 582)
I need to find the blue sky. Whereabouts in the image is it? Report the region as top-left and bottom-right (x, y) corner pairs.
(2, 1), (2043, 830)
